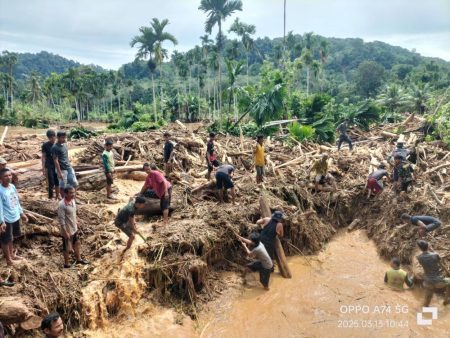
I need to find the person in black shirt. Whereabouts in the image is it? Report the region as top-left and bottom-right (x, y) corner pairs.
(163, 132), (174, 176)
(41, 129), (60, 200)
(336, 120), (353, 151)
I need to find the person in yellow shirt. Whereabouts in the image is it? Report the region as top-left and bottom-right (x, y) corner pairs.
(312, 153), (336, 191)
(384, 257), (413, 290)
(254, 135), (266, 184)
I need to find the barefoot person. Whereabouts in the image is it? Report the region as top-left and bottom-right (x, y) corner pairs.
(139, 163), (172, 225)
(215, 164), (236, 204)
(257, 211), (284, 261)
(337, 119), (353, 151)
(52, 131), (78, 197)
(401, 214), (442, 237)
(416, 240), (450, 306)
(366, 164), (389, 199)
(238, 232), (273, 290)
(102, 139), (116, 200)
(0, 168), (28, 266)
(254, 135), (266, 184)
(384, 257), (413, 290)
(41, 129), (61, 200)
(115, 196), (146, 253)
(163, 132), (175, 175)
(206, 132), (220, 180)
(41, 312), (64, 338)
(57, 186), (89, 268)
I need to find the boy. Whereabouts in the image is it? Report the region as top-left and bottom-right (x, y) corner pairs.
(57, 186), (89, 268)
(238, 232), (273, 290)
(41, 129), (60, 200)
(102, 139), (116, 199)
(0, 168), (28, 266)
(163, 132), (174, 175)
(52, 131), (78, 197)
(115, 196), (147, 253)
(254, 135), (266, 184)
(206, 132), (220, 180)
(384, 257), (413, 290)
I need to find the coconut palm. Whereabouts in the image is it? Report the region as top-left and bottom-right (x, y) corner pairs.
(377, 84), (411, 115)
(199, 0), (243, 114)
(229, 18), (256, 85)
(1, 51), (17, 110)
(300, 49), (313, 95)
(27, 72), (42, 106)
(409, 83), (430, 114)
(225, 59), (244, 120)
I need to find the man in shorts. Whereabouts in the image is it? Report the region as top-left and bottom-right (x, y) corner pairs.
(366, 164), (389, 199)
(52, 131), (78, 197)
(115, 196), (147, 253)
(254, 135), (266, 184)
(102, 139), (116, 200)
(238, 232), (273, 290)
(401, 214), (442, 237)
(336, 119), (353, 151)
(206, 132), (220, 180)
(163, 132), (175, 175)
(0, 168), (28, 266)
(41, 129), (60, 200)
(57, 186), (89, 268)
(215, 164), (236, 204)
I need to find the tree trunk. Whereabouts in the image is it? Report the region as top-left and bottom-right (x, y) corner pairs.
(151, 72), (157, 122)
(75, 98), (81, 121)
(246, 53), (250, 86)
(306, 66), (310, 96)
(218, 21), (222, 116)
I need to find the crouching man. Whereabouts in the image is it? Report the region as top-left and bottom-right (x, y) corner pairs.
(115, 196), (147, 254)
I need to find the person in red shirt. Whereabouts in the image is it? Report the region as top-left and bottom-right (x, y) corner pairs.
(139, 163), (172, 225)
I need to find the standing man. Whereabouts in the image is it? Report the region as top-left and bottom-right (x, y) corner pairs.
(416, 240), (450, 306)
(366, 164), (389, 199)
(312, 153), (337, 191)
(102, 139), (116, 200)
(115, 196), (147, 254)
(41, 312), (64, 338)
(57, 186), (88, 268)
(52, 131), (77, 197)
(238, 232), (273, 290)
(393, 154), (414, 194)
(139, 163), (172, 225)
(0, 168), (28, 266)
(384, 257), (414, 290)
(257, 211), (284, 261)
(206, 132), (220, 180)
(215, 164), (236, 204)
(41, 129), (60, 200)
(401, 214), (442, 237)
(254, 135), (266, 184)
(163, 132), (174, 175)
(337, 119), (353, 151)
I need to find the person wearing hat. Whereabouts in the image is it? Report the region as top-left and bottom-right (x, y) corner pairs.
(366, 164), (389, 199)
(336, 119), (353, 151)
(257, 211), (285, 261)
(401, 214), (442, 237)
(415, 240), (450, 306)
(0, 157), (18, 185)
(388, 136), (410, 162)
(41, 129), (60, 200)
(102, 139), (116, 200)
(312, 153), (337, 191)
(393, 154), (415, 193)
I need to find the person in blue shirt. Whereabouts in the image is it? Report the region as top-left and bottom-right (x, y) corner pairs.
(0, 168), (28, 266)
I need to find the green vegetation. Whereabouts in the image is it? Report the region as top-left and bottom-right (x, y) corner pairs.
(0, 1), (449, 144)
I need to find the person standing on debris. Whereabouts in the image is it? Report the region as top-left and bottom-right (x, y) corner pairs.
(238, 232), (273, 290)
(206, 132), (220, 180)
(257, 211), (285, 261)
(42, 130), (61, 200)
(393, 154), (415, 193)
(312, 153), (337, 191)
(41, 312), (64, 338)
(215, 164), (236, 205)
(115, 196), (147, 253)
(52, 131), (77, 197)
(401, 214), (442, 237)
(102, 139), (116, 200)
(384, 257), (414, 290)
(140, 163), (172, 225)
(254, 135), (266, 184)
(0, 168), (28, 266)
(366, 164), (389, 199)
(336, 119), (353, 151)
(0, 157), (19, 184)
(163, 132), (175, 176)
(415, 240), (450, 306)
(57, 186), (89, 268)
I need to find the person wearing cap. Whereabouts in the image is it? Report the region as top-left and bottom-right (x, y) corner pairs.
(206, 132), (220, 180)
(401, 214), (442, 237)
(336, 119), (353, 151)
(254, 135), (266, 184)
(163, 132), (175, 176)
(312, 153), (337, 191)
(52, 131), (77, 197)
(388, 137), (410, 162)
(415, 240), (450, 306)
(393, 154), (414, 193)
(0, 157), (18, 185)
(41, 129), (61, 200)
(384, 257), (414, 290)
(102, 139), (116, 200)
(257, 211), (285, 261)
(366, 164), (389, 199)
(215, 164), (236, 204)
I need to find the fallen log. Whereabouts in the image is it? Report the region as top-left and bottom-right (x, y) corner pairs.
(23, 209), (54, 223)
(380, 131), (398, 139)
(0, 296), (40, 328)
(0, 126), (8, 144)
(259, 195), (292, 279)
(425, 162), (450, 175)
(76, 164), (143, 178)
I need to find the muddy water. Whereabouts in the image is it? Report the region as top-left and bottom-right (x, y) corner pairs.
(200, 231), (449, 338)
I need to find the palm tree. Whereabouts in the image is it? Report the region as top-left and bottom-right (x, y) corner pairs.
(27, 72), (42, 106)
(200, 35), (214, 117)
(409, 83), (430, 114)
(199, 0), (243, 114)
(283, 0), (287, 51)
(131, 18), (177, 121)
(300, 49), (313, 95)
(225, 59), (244, 120)
(229, 18), (255, 85)
(1, 51), (18, 110)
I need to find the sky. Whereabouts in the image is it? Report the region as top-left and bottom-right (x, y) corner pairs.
(0, 0), (449, 69)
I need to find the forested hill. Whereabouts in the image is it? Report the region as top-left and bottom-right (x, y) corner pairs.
(0, 51), (104, 79)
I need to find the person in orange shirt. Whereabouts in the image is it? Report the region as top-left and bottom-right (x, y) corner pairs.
(254, 135), (266, 184)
